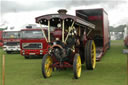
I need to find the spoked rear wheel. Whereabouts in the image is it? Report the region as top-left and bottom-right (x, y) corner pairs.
(42, 54), (53, 78)
(73, 53), (81, 79)
(85, 40), (96, 70)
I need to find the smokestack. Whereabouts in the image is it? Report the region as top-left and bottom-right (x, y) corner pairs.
(58, 9), (67, 14)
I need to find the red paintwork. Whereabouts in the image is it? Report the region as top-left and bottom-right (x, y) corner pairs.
(20, 39), (48, 55)
(3, 31), (20, 47)
(88, 16), (102, 20)
(124, 36), (128, 47)
(20, 28), (49, 56)
(50, 50), (75, 68)
(3, 38), (20, 42)
(3, 31), (20, 42)
(0, 31), (3, 47)
(21, 28), (43, 31)
(83, 32), (87, 45)
(52, 28), (62, 40)
(51, 62), (72, 68)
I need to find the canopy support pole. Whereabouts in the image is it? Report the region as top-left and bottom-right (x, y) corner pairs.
(48, 20), (50, 42)
(62, 20), (65, 42)
(64, 21), (75, 43)
(39, 23), (48, 42)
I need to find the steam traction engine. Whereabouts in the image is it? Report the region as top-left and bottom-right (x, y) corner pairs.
(36, 9), (96, 79)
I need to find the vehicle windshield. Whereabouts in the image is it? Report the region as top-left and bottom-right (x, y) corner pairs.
(3, 32), (20, 39)
(21, 30), (44, 38)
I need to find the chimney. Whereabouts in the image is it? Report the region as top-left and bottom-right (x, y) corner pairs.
(58, 9), (67, 14)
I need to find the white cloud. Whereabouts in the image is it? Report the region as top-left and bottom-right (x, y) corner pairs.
(0, 0), (1, 23)
(2, 7), (63, 30)
(1, 0), (128, 31)
(108, 1), (128, 26)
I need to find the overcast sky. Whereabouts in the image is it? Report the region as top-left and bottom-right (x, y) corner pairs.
(0, 0), (128, 30)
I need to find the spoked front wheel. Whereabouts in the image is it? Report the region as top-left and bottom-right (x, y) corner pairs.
(42, 54), (53, 78)
(73, 53), (82, 79)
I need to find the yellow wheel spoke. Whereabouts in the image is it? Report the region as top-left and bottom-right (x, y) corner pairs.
(91, 41), (96, 69)
(76, 55), (81, 78)
(44, 56), (52, 77)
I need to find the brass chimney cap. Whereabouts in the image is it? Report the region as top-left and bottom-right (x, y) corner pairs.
(58, 9), (67, 14)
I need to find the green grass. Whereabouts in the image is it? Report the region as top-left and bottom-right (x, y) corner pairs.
(0, 40), (127, 85)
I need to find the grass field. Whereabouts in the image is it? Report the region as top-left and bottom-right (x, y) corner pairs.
(0, 40), (127, 85)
